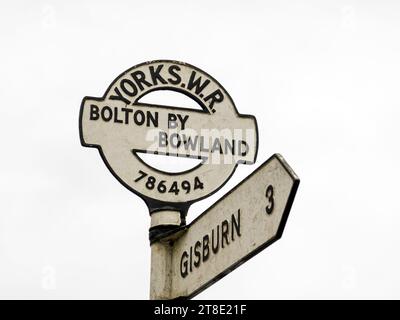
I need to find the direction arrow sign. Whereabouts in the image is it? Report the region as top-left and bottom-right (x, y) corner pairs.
(150, 153), (299, 299)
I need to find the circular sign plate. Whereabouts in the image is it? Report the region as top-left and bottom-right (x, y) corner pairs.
(80, 60), (258, 210)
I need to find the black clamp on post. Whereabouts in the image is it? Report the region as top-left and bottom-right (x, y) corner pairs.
(147, 200), (189, 244)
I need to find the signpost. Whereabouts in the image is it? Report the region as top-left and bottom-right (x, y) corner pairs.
(150, 154), (299, 299)
(79, 60), (300, 299)
(80, 60), (258, 207)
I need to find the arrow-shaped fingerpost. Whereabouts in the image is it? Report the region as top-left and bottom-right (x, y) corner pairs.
(150, 153), (299, 299)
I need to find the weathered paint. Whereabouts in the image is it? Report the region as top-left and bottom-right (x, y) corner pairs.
(150, 154), (299, 299)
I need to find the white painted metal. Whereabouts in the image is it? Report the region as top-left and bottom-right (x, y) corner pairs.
(150, 240), (174, 300)
(149, 154), (299, 299)
(79, 61), (299, 300)
(80, 60), (258, 204)
(150, 210), (181, 228)
(81, 99), (257, 163)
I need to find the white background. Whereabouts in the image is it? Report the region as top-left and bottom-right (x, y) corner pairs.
(1, 0), (400, 299)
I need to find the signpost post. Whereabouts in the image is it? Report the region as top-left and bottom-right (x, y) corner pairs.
(79, 60), (300, 299)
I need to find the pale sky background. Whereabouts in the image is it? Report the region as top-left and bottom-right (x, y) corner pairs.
(1, 0), (400, 299)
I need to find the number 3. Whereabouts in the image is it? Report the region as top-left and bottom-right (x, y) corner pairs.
(265, 185), (274, 215)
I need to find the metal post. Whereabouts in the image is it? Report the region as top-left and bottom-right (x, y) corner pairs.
(149, 210), (185, 300)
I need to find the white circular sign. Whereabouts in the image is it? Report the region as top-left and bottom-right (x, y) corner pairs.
(80, 60), (258, 209)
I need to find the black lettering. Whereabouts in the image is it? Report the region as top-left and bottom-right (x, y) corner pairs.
(189, 246), (193, 273)
(149, 64), (167, 85)
(109, 87), (131, 104)
(170, 133), (181, 148)
(121, 107), (133, 124)
(221, 220), (229, 248)
(146, 111), (158, 127)
(231, 209), (241, 241)
(194, 241), (201, 268)
(167, 65), (181, 84)
(90, 104), (99, 120)
(180, 251), (188, 278)
(133, 110), (145, 125)
(200, 136), (209, 152)
(187, 71), (210, 94)
(101, 106), (112, 122)
(177, 114), (189, 130)
(225, 139), (234, 155)
(202, 235), (210, 262)
(113, 107), (123, 123)
(239, 140), (249, 156)
(211, 226), (220, 254)
(266, 185), (274, 215)
(131, 71), (152, 91)
(120, 79), (138, 97)
(168, 113), (178, 129)
(205, 89), (224, 109)
(211, 139), (222, 153)
(183, 135), (198, 151)
(159, 131), (168, 147)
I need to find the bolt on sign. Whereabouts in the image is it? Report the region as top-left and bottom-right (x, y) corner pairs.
(79, 60), (300, 299)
